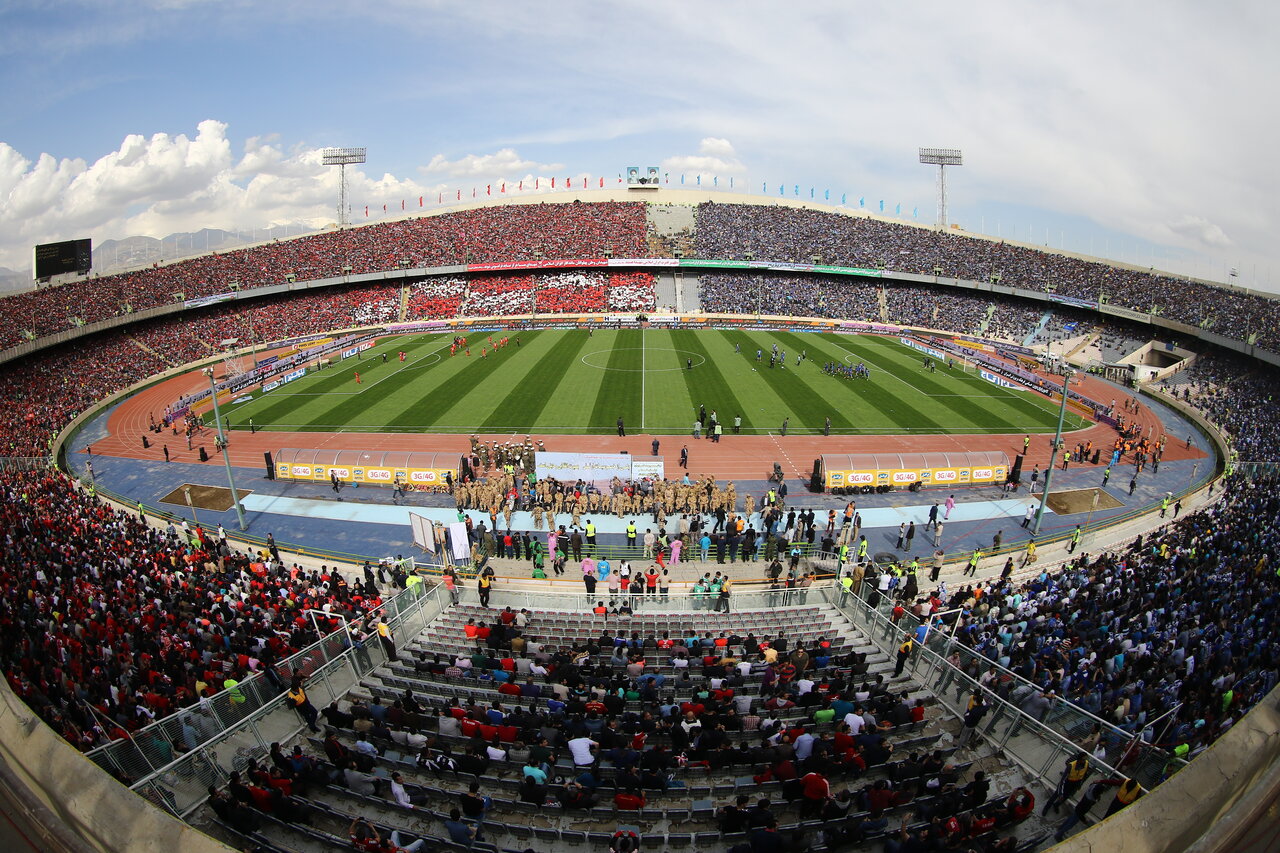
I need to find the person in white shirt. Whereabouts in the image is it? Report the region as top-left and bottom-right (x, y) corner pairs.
(487, 743), (508, 761)
(390, 772), (419, 809)
(844, 711), (865, 735)
(568, 736), (598, 767)
(795, 677), (815, 695)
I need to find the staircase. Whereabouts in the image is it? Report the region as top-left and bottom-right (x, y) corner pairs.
(398, 285), (410, 321)
(878, 287), (889, 322)
(1022, 311), (1052, 347)
(126, 334), (175, 367)
(977, 303), (996, 335)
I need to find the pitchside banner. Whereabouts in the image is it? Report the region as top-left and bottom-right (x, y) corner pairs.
(826, 463), (1008, 490)
(276, 460), (453, 487)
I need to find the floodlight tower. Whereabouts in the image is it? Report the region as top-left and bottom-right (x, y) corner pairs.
(918, 148), (963, 229)
(322, 147), (367, 228)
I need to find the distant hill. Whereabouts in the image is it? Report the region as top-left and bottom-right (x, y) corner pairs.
(93, 224), (320, 275)
(0, 266), (33, 295)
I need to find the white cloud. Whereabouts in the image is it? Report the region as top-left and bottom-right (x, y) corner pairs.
(1166, 215), (1231, 250)
(661, 137), (747, 179)
(0, 121), (445, 270)
(421, 148), (563, 179)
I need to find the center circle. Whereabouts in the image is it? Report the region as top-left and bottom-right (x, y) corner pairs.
(580, 348), (707, 372)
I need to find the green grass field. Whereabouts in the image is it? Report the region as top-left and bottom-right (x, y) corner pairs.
(225, 329), (1087, 435)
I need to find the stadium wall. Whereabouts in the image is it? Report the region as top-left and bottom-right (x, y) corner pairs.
(1050, 683), (1280, 852)
(0, 683), (233, 853)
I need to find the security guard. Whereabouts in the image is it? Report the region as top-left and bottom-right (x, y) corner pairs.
(626, 521), (637, 548)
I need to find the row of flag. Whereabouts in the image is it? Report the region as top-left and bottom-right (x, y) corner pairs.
(362, 175), (917, 221)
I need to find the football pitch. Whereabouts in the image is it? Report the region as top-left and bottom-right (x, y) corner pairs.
(225, 329), (1087, 436)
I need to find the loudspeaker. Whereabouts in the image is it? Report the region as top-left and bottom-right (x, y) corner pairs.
(1009, 453), (1025, 484)
(264, 452), (275, 480)
(198, 447), (208, 462)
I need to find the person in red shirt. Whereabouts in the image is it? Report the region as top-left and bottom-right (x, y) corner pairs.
(799, 770), (831, 818)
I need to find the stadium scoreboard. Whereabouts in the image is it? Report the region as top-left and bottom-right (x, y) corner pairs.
(34, 238), (92, 279)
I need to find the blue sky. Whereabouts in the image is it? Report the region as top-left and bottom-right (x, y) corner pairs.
(0, 1), (1275, 291)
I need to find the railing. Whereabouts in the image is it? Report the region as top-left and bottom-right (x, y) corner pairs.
(448, 583), (829, 615)
(0, 456), (53, 472)
(89, 578), (451, 819)
(823, 582), (1172, 791)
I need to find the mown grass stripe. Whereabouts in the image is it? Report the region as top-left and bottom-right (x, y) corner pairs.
(587, 329), (644, 432)
(481, 332), (592, 430)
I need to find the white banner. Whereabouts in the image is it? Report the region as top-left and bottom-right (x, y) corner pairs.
(535, 451), (634, 483)
(631, 458), (665, 480)
(448, 522), (471, 561)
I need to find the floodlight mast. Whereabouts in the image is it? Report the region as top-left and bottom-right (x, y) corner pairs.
(321, 147), (367, 228)
(918, 148), (963, 229)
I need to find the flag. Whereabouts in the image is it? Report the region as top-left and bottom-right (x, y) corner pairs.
(472, 188), (476, 198)
(456, 190), (461, 200)
(418, 196), (423, 207)
(383, 204), (387, 212)
(713, 175), (718, 187)
(841, 194), (847, 205)
(583, 177), (587, 188)
(859, 196), (865, 207)
(762, 181), (767, 192)
(824, 189), (829, 200)
(879, 200), (885, 212)
(895, 203), (901, 215)
(913, 206), (918, 219)
(599, 176), (604, 187)
(730, 177), (734, 188)
(486, 185), (491, 196)
(401, 199), (405, 210)
(519, 180), (523, 190)
(535, 178), (540, 189)
(551, 177), (555, 188)
(438, 193), (442, 204)
(696, 175), (701, 186)
(779, 184), (784, 195)
(501, 182), (505, 193)
(794, 185), (799, 196)
(681, 174), (685, 185)
(364, 205), (368, 217)
(810, 187), (814, 198)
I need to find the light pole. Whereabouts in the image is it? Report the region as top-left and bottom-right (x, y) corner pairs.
(203, 363), (245, 525)
(1033, 369), (1074, 535)
(919, 148), (963, 229)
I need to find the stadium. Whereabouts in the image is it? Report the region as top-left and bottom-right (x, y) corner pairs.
(0, 187), (1276, 853)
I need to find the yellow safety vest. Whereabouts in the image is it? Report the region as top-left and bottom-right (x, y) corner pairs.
(1067, 759), (1089, 782)
(1116, 779), (1142, 804)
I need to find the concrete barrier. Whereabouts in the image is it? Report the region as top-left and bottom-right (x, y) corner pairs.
(0, 684), (233, 852)
(1051, 685), (1280, 852)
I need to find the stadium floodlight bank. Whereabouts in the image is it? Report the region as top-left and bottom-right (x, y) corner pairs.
(322, 147), (367, 228)
(919, 147), (963, 230)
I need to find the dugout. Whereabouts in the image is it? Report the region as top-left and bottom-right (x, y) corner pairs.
(274, 448), (455, 489)
(818, 451), (1009, 493)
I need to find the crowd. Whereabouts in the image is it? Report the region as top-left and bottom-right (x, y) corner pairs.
(863, 467), (1280, 775)
(6, 200), (1278, 354)
(0, 201), (649, 350)
(693, 202), (1280, 352)
(699, 274), (881, 320)
(0, 468), (399, 753)
(246, 601), (1042, 853)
